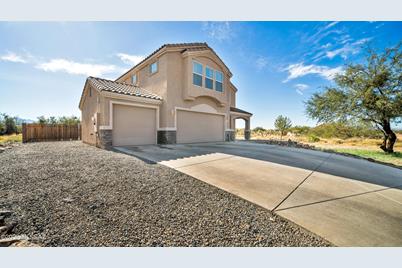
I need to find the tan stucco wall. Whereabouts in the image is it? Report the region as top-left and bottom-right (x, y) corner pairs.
(104, 47), (235, 131)
(81, 84), (100, 145)
(229, 83), (236, 107)
(163, 51), (231, 129)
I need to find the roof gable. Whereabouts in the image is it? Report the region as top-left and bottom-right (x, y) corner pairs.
(115, 42), (232, 81)
(79, 77), (162, 109)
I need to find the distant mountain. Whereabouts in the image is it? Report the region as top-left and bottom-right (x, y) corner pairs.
(15, 117), (35, 125)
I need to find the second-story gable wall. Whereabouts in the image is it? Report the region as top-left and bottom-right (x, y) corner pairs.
(119, 54), (168, 100)
(181, 52), (230, 107)
(113, 46), (235, 130)
(114, 53), (170, 128)
(162, 50), (232, 129)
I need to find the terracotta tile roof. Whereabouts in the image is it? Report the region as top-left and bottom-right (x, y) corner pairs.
(230, 107), (253, 115)
(88, 76), (162, 100)
(115, 42), (231, 81)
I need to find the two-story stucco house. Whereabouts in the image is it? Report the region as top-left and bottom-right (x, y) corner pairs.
(79, 43), (252, 148)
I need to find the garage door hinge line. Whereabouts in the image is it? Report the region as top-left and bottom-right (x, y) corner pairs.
(272, 153), (333, 212)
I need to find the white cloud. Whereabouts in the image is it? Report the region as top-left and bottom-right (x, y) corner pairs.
(294, 83), (309, 95)
(326, 37), (371, 60)
(255, 56), (268, 70)
(202, 22), (234, 41)
(323, 21), (339, 30)
(116, 53), (145, 66)
(0, 52), (28, 63)
(36, 59), (120, 77)
(283, 63), (343, 82)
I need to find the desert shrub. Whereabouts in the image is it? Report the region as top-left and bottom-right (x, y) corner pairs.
(308, 134), (320, 142)
(252, 127), (266, 137)
(3, 115), (17, 135)
(0, 120), (5, 135)
(253, 127), (266, 132)
(236, 128), (244, 136)
(308, 122), (382, 139)
(290, 125), (311, 136)
(58, 116), (80, 125)
(36, 115), (81, 125)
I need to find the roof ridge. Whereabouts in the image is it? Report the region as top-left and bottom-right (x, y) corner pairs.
(88, 76), (141, 88)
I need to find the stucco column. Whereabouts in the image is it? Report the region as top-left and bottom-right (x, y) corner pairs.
(244, 118), (251, 140)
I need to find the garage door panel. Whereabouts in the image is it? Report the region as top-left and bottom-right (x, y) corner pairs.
(177, 110), (224, 143)
(112, 104), (156, 146)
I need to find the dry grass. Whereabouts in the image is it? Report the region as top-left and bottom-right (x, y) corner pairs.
(0, 134), (22, 145)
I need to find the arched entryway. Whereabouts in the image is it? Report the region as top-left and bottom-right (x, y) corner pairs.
(227, 107), (252, 141)
(232, 116), (251, 140)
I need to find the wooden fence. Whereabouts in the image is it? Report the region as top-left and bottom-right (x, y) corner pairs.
(22, 123), (81, 143)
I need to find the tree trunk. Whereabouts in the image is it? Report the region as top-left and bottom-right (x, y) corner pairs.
(380, 134), (388, 152)
(380, 120), (396, 153)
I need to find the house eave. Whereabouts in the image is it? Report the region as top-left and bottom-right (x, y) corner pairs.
(100, 91), (163, 105)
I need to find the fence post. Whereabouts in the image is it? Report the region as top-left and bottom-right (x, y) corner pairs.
(22, 123), (27, 143)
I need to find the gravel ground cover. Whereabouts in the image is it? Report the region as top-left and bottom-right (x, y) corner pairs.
(0, 141), (330, 246)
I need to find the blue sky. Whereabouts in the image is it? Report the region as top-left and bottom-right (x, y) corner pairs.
(0, 21), (401, 128)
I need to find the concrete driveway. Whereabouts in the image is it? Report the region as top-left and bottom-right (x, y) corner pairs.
(115, 141), (402, 246)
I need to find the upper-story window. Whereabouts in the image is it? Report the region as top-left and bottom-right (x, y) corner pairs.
(205, 66), (214, 90)
(192, 60), (224, 93)
(192, 61), (203, 87)
(132, 74), (137, 85)
(215, 70), (223, 92)
(150, 61), (158, 74)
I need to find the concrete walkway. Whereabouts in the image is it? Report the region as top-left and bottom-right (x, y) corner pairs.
(115, 142), (402, 246)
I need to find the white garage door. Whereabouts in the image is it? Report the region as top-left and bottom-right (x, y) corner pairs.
(112, 104), (156, 146)
(177, 110), (224, 143)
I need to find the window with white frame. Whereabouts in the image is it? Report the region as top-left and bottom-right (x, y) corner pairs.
(205, 66), (214, 89)
(150, 61), (158, 74)
(132, 74), (137, 85)
(215, 70), (223, 92)
(192, 61), (203, 87)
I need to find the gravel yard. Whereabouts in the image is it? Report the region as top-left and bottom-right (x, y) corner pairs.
(0, 141), (330, 246)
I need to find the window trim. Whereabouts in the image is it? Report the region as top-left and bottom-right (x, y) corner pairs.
(192, 60), (203, 75)
(205, 65), (214, 90)
(215, 70), (224, 93)
(149, 61), (158, 75)
(192, 60), (203, 87)
(132, 73), (137, 85)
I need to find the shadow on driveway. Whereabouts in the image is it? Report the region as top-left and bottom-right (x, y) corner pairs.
(115, 141), (402, 189)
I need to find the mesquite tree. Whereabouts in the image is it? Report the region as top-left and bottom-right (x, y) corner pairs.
(274, 115), (292, 140)
(306, 43), (402, 153)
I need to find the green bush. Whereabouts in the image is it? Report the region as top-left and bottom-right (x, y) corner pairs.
(308, 122), (382, 139)
(290, 125), (311, 136)
(0, 121), (5, 135)
(36, 115), (81, 125)
(308, 134), (320, 142)
(2, 114), (17, 135)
